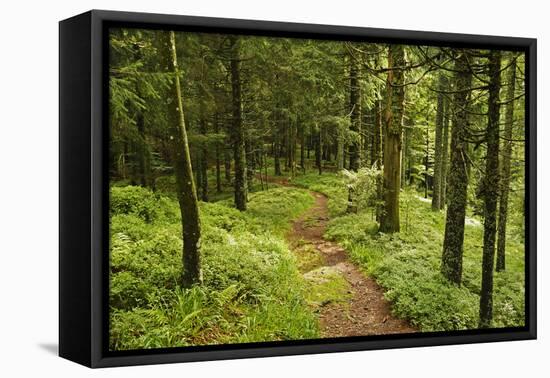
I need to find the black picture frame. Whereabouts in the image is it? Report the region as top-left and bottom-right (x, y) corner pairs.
(59, 9), (537, 368)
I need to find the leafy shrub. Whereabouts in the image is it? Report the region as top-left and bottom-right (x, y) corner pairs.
(110, 185), (178, 223)
(322, 180), (525, 331)
(109, 184), (319, 350)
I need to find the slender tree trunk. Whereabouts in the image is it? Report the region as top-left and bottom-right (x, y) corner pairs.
(136, 112), (148, 187)
(379, 44), (405, 233)
(441, 51), (473, 285)
(224, 148), (231, 183)
(160, 30), (202, 287)
(132, 44), (151, 188)
(432, 73), (447, 210)
(198, 57), (209, 201)
(401, 123), (407, 188)
(245, 137), (254, 192)
(424, 122), (430, 199)
(229, 36), (247, 211)
(195, 151), (202, 199)
(349, 53), (362, 171)
(264, 148), (269, 189)
(274, 124), (282, 176)
(440, 97), (450, 208)
(199, 117), (208, 201)
(371, 99), (383, 221)
(479, 51), (502, 328)
(214, 115), (222, 193)
(300, 123), (306, 172)
(316, 125), (323, 175)
(496, 55), (517, 272)
(337, 134), (344, 171)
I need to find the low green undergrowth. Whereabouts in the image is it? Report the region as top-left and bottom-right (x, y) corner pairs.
(291, 172), (347, 216)
(297, 173), (525, 332)
(109, 185), (317, 350)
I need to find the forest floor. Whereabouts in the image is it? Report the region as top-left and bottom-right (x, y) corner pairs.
(263, 175), (416, 337)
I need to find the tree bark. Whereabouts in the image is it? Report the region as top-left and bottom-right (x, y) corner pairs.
(496, 55), (517, 272)
(432, 73), (447, 210)
(349, 53), (362, 171)
(229, 36), (247, 211)
(316, 125), (323, 175)
(440, 96), (450, 208)
(160, 30), (202, 287)
(337, 133), (345, 171)
(379, 44), (405, 233)
(300, 122), (306, 171)
(479, 50), (502, 328)
(441, 51), (473, 285)
(198, 57), (209, 201)
(214, 114), (222, 193)
(224, 148), (231, 183)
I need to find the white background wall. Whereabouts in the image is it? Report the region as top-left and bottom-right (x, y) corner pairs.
(0, 0), (546, 376)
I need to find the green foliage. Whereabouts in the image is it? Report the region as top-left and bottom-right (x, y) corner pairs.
(322, 181), (525, 331)
(109, 184), (319, 350)
(341, 167), (382, 211)
(291, 172), (347, 216)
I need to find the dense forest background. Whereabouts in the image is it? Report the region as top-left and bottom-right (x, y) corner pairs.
(108, 28), (526, 350)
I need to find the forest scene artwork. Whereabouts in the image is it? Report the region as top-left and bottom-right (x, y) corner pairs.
(108, 27), (527, 351)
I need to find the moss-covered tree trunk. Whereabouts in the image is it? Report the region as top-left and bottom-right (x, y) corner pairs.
(160, 30), (202, 287)
(496, 55), (517, 272)
(441, 51), (473, 285)
(379, 44), (405, 233)
(432, 73), (447, 210)
(349, 53), (362, 171)
(479, 50), (502, 328)
(229, 36), (247, 211)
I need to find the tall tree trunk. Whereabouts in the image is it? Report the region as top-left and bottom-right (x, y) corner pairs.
(401, 122), (408, 188)
(424, 122), (430, 199)
(224, 148), (231, 183)
(136, 112), (149, 187)
(432, 73), (447, 210)
(379, 44), (405, 233)
(440, 97), (450, 208)
(132, 44), (150, 188)
(274, 123), (282, 176)
(229, 36), (247, 211)
(300, 122), (306, 171)
(349, 53), (362, 171)
(199, 118), (208, 201)
(195, 151), (202, 199)
(316, 125), (323, 175)
(372, 99), (384, 221)
(160, 30), (202, 287)
(337, 133), (344, 171)
(441, 51), (473, 285)
(198, 57), (209, 201)
(245, 137), (254, 192)
(214, 115), (222, 193)
(496, 54), (517, 272)
(479, 51), (502, 328)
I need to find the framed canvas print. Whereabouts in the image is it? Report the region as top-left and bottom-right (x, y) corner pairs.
(59, 10), (537, 368)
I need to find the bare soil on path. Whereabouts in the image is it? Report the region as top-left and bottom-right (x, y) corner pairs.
(263, 174), (416, 337)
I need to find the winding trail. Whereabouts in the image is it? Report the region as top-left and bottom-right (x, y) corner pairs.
(264, 174), (416, 337)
